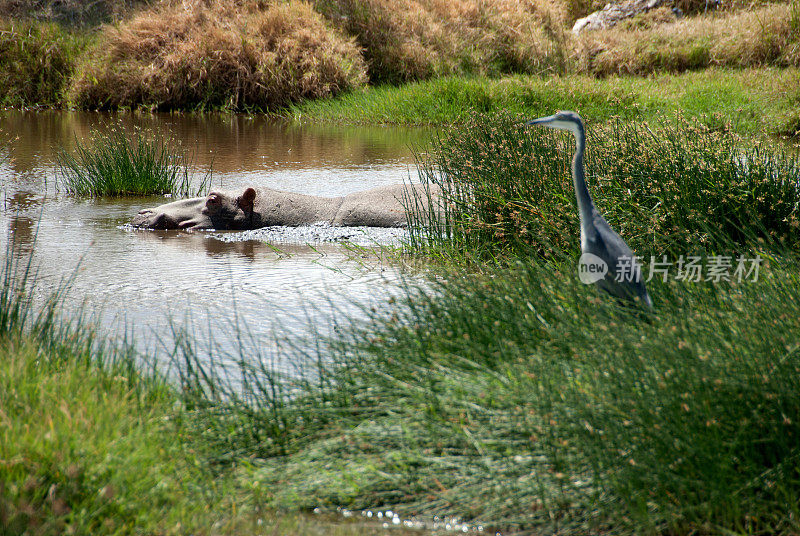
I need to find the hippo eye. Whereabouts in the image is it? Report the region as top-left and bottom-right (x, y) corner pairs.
(206, 194), (220, 205)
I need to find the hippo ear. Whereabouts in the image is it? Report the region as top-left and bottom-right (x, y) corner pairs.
(237, 187), (256, 213)
(206, 193), (221, 207)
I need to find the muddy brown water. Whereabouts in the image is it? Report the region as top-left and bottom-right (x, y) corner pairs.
(0, 110), (431, 372)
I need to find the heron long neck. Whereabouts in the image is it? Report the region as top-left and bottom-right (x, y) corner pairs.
(572, 127), (597, 226)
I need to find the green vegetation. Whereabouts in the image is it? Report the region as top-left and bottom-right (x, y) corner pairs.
(290, 68), (800, 135)
(176, 238), (800, 534)
(55, 131), (210, 197)
(407, 112), (800, 262)
(2, 0), (798, 115)
(161, 116), (800, 534)
(0, 21), (90, 107)
(0, 250), (202, 534)
(0, 239), (435, 535)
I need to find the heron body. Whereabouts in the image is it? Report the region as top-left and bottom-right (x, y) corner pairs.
(527, 111), (652, 307)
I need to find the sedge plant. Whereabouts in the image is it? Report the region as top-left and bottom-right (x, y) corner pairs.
(171, 113), (800, 534)
(55, 130), (210, 197)
(406, 112), (800, 263)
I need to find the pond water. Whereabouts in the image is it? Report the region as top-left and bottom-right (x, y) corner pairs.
(0, 110), (430, 372)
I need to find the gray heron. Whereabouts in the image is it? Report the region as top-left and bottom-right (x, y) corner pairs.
(527, 110), (653, 307)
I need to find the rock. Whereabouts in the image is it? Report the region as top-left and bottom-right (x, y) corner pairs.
(572, 0), (666, 34)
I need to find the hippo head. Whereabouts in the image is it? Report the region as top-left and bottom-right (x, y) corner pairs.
(131, 188), (257, 230)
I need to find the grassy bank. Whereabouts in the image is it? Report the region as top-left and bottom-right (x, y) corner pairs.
(0, 247), (250, 534)
(178, 246), (800, 534)
(289, 67), (800, 136)
(0, 251), (199, 533)
(164, 115), (800, 534)
(0, 248), (423, 535)
(1, 0), (798, 113)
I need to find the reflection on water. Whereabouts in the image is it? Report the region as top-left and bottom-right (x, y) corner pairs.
(0, 110), (430, 371)
(0, 109), (426, 175)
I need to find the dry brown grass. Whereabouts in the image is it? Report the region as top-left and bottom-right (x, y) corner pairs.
(69, 0), (367, 110)
(675, 0), (794, 14)
(7, 0), (800, 110)
(561, 0), (605, 22)
(575, 3), (800, 76)
(312, 0), (569, 84)
(0, 0), (146, 26)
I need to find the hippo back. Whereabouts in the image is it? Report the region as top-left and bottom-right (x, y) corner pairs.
(250, 187), (341, 227)
(332, 183), (441, 227)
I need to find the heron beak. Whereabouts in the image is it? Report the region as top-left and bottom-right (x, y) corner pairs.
(525, 115), (557, 126)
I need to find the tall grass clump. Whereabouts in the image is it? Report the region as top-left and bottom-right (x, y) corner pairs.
(69, 0), (367, 111)
(408, 112), (800, 261)
(0, 0), (145, 27)
(312, 0), (569, 84)
(575, 3), (800, 76)
(0, 240), (169, 534)
(0, 20), (89, 106)
(174, 242), (800, 534)
(55, 130), (210, 197)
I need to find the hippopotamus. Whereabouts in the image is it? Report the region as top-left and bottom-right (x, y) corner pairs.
(132, 183), (440, 230)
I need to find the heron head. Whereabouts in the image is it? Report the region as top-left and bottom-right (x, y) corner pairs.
(526, 110), (584, 137)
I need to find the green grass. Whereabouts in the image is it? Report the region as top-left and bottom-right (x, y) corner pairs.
(0, 20), (92, 107)
(0, 246), (218, 535)
(175, 247), (800, 534)
(287, 67), (800, 136)
(0, 237), (428, 535)
(169, 115), (800, 534)
(55, 130), (210, 197)
(406, 112), (800, 263)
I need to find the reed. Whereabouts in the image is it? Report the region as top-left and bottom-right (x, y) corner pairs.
(55, 130), (210, 197)
(170, 116), (800, 534)
(173, 239), (800, 534)
(407, 112), (800, 262)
